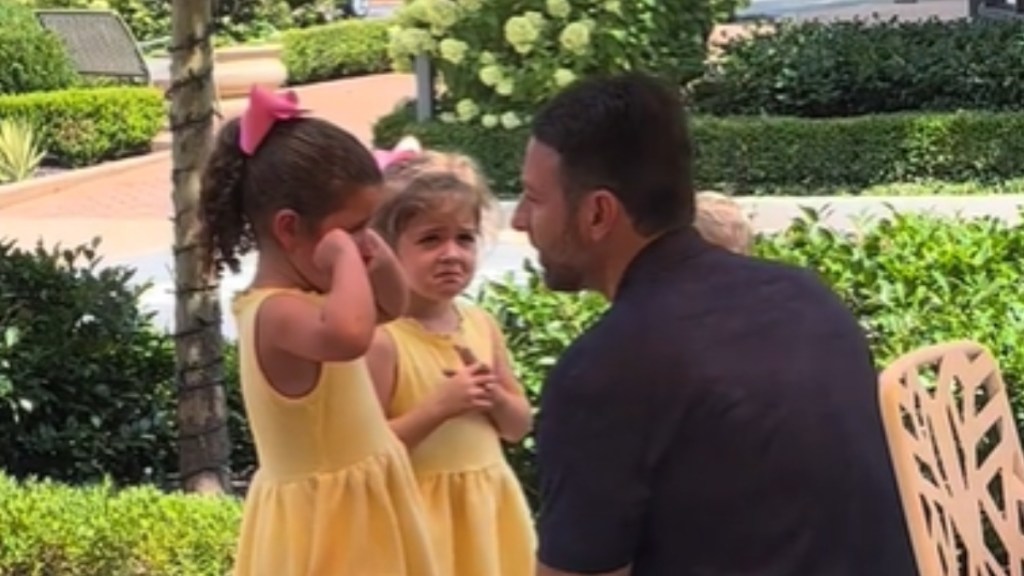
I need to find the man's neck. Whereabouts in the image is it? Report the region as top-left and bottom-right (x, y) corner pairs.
(593, 230), (667, 301)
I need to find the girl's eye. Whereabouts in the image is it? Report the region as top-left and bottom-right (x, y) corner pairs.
(458, 234), (476, 244)
(418, 235), (439, 245)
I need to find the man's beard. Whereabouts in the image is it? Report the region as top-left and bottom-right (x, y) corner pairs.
(539, 229), (588, 293)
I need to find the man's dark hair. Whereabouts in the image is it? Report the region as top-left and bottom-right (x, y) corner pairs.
(531, 71), (695, 236)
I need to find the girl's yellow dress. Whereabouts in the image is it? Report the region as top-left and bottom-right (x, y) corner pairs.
(382, 302), (536, 576)
(232, 288), (439, 576)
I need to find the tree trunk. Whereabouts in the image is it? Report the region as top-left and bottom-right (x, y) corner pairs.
(169, 0), (232, 495)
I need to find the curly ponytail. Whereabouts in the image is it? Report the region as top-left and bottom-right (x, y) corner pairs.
(198, 118), (255, 275)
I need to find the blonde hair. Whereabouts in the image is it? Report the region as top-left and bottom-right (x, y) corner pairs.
(693, 191), (753, 255)
(372, 146), (497, 247)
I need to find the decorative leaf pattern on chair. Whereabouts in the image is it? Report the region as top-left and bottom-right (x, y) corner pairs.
(880, 341), (1024, 576)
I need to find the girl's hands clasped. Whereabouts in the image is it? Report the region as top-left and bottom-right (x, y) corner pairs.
(433, 361), (498, 419)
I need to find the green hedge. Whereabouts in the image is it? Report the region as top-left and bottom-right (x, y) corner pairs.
(282, 19), (392, 85)
(692, 18), (1024, 118)
(0, 474), (239, 575)
(483, 210), (1024, 509)
(0, 86), (165, 167)
(373, 105), (1024, 196)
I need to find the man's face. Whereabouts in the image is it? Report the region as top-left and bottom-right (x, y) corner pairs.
(512, 138), (593, 292)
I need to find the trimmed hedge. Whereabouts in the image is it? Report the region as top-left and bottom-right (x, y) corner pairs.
(0, 474), (239, 575)
(373, 105), (1024, 196)
(282, 19), (392, 85)
(0, 87), (165, 167)
(693, 18), (1024, 118)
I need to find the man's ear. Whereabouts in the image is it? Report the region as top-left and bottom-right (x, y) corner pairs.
(395, 135), (422, 153)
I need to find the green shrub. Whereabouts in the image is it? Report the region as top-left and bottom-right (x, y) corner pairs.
(476, 210), (1024, 511)
(0, 474), (240, 575)
(692, 18), (1024, 118)
(0, 239), (178, 487)
(476, 264), (606, 510)
(282, 18), (392, 85)
(373, 105), (1024, 195)
(0, 0), (79, 95)
(0, 86), (164, 167)
(386, 0), (728, 123)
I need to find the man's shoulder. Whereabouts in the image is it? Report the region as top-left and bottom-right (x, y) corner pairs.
(543, 309), (637, 393)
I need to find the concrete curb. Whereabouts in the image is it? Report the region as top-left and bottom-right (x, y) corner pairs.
(493, 195), (1024, 234)
(0, 151), (171, 210)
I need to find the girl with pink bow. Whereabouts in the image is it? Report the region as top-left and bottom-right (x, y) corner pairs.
(198, 86), (439, 576)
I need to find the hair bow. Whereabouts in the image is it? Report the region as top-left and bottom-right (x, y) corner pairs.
(372, 135), (423, 170)
(239, 85), (307, 156)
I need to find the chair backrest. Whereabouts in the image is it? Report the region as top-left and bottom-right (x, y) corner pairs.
(879, 340), (1024, 576)
(34, 9), (150, 82)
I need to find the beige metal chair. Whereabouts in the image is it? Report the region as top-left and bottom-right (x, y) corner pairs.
(879, 340), (1024, 576)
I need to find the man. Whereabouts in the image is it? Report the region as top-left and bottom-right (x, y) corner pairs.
(511, 72), (917, 576)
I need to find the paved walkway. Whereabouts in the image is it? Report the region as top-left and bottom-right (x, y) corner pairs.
(0, 73), (417, 260)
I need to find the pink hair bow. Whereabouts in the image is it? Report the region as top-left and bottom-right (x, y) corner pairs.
(239, 85), (307, 156)
(372, 136), (423, 170)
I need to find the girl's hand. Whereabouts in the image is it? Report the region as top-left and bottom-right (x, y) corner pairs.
(313, 229), (358, 273)
(433, 362), (498, 419)
(358, 229), (393, 272)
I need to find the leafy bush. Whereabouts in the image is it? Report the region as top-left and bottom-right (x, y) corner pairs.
(0, 239), (178, 486)
(0, 474), (240, 575)
(476, 264), (606, 509)
(692, 18), (1024, 118)
(374, 105), (1024, 195)
(281, 18), (392, 85)
(0, 0), (79, 95)
(0, 86), (164, 167)
(386, 0), (731, 125)
(476, 210), (1024, 511)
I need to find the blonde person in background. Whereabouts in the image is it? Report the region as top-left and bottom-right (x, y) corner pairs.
(365, 138), (536, 576)
(693, 191), (754, 255)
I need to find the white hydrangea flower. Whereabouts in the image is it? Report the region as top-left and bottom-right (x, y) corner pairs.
(495, 78), (515, 96)
(504, 15), (540, 55)
(396, 0), (430, 25)
(545, 0), (571, 18)
(478, 65), (504, 87)
(478, 51), (497, 65)
(424, 0), (460, 31)
(457, 0), (482, 12)
(456, 99), (480, 121)
(602, 0), (622, 14)
(525, 10), (546, 29)
(392, 28), (436, 57)
(553, 68), (576, 87)
(559, 21), (591, 55)
(440, 112), (458, 124)
(481, 114), (499, 128)
(438, 38), (469, 64)
(500, 112), (522, 130)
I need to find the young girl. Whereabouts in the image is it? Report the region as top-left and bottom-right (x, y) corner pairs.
(365, 142), (536, 576)
(198, 87), (438, 576)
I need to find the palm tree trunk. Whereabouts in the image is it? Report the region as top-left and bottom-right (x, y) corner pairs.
(169, 0), (232, 494)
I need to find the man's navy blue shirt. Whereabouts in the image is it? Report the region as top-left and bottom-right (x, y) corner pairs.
(535, 227), (916, 576)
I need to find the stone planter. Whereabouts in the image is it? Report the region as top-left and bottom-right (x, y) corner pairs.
(151, 43), (287, 106)
(213, 44), (288, 101)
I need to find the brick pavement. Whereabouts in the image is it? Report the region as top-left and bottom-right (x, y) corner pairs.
(0, 74), (416, 260)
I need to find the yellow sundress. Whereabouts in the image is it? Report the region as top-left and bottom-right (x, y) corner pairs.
(232, 288), (439, 576)
(382, 302), (536, 576)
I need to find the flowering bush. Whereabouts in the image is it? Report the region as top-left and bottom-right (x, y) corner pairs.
(388, 0), (728, 129)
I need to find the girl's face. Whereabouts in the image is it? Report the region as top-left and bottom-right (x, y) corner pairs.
(394, 203), (479, 302)
(273, 185), (382, 291)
